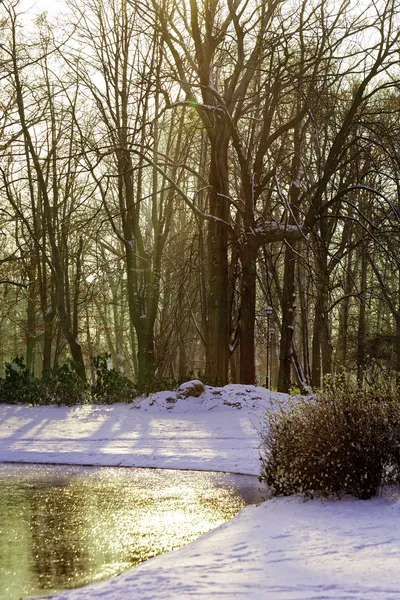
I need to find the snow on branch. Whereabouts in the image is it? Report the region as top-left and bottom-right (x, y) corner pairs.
(242, 222), (303, 250)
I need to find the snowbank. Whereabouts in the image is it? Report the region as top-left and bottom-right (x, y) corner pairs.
(53, 495), (400, 600)
(140, 383), (287, 412)
(0, 384), (281, 475)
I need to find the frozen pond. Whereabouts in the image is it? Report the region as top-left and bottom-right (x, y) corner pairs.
(0, 463), (265, 599)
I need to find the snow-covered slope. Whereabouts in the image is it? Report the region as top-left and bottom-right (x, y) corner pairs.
(139, 383), (287, 412)
(0, 384), (281, 475)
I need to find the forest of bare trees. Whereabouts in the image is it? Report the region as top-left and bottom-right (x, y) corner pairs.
(0, 0), (400, 392)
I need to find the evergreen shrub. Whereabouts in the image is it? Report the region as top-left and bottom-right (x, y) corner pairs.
(260, 377), (400, 500)
(0, 358), (88, 406)
(91, 354), (135, 404)
(0, 357), (41, 404)
(0, 355), (180, 405)
(41, 362), (89, 406)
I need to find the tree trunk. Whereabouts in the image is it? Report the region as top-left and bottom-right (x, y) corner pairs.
(297, 261), (311, 384)
(42, 310), (54, 373)
(396, 314), (400, 387)
(321, 292), (333, 379)
(85, 306), (95, 382)
(357, 251), (367, 384)
(312, 267), (331, 387)
(277, 111), (303, 392)
(204, 142), (230, 385)
(239, 244), (257, 383)
(278, 244), (296, 393)
(137, 329), (156, 379)
(26, 291), (36, 376)
(336, 252), (353, 368)
(311, 308), (322, 389)
(229, 345), (240, 384)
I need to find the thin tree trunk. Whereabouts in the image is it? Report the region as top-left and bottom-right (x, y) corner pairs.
(297, 261), (311, 384)
(336, 252), (353, 368)
(321, 287), (333, 379)
(26, 288), (36, 376)
(311, 306), (322, 389)
(239, 244), (257, 383)
(357, 250), (367, 384)
(278, 243), (296, 393)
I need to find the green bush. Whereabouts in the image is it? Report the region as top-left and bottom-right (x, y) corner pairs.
(0, 355), (137, 406)
(91, 354), (135, 404)
(0, 358), (88, 406)
(41, 362), (89, 406)
(260, 378), (400, 500)
(0, 357), (42, 404)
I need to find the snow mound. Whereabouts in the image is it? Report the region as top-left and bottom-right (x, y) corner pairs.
(138, 384), (286, 413)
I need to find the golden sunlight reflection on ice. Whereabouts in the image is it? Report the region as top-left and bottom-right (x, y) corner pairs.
(0, 463), (265, 600)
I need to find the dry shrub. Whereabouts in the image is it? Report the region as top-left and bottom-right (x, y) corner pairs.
(260, 378), (400, 499)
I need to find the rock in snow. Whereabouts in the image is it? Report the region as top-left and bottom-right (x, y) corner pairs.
(177, 379), (205, 398)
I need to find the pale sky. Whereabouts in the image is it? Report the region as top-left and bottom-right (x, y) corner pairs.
(18, 0), (66, 20)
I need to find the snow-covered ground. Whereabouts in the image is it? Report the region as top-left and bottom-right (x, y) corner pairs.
(0, 384), (281, 475)
(1, 383), (400, 599)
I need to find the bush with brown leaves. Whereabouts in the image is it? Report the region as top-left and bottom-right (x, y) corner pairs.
(260, 379), (400, 500)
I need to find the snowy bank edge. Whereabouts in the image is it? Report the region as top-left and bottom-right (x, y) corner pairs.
(52, 494), (400, 600)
